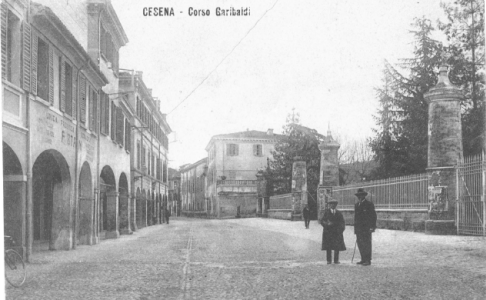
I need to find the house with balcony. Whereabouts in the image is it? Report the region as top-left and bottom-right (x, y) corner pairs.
(205, 129), (282, 218)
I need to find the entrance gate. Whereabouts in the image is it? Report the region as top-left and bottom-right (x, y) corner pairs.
(457, 154), (485, 236)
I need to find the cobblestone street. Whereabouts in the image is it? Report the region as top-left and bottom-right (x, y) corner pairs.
(5, 217), (486, 299)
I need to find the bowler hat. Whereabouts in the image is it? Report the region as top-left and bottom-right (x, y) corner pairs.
(328, 198), (338, 204)
(355, 188), (368, 197)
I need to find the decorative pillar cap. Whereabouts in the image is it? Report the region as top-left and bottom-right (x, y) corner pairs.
(424, 65), (464, 103)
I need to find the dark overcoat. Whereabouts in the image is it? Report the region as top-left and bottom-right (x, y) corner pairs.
(321, 209), (346, 251)
(354, 199), (377, 234)
(303, 207), (310, 219)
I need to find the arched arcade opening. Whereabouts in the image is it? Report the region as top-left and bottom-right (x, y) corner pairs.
(32, 149), (72, 250)
(3, 142), (25, 254)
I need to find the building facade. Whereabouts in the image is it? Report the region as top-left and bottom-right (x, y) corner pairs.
(2, 0), (170, 260)
(205, 129), (280, 218)
(119, 69), (171, 229)
(180, 158), (207, 216)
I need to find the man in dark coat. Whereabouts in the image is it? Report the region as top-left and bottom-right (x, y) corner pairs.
(165, 208), (171, 224)
(321, 199), (346, 264)
(354, 188), (377, 266)
(303, 204), (311, 229)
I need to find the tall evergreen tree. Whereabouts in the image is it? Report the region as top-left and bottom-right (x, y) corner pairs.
(370, 18), (444, 178)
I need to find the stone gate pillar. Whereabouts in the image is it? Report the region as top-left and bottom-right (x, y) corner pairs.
(256, 170), (266, 216)
(424, 65), (464, 235)
(291, 157), (307, 221)
(317, 129), (340, 221)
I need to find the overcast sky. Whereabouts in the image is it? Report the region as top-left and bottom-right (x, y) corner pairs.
(111, 0), (448, 168)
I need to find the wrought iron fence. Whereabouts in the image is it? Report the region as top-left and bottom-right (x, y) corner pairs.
(457, 153), (485, 236)
(333, 173), (429, 210)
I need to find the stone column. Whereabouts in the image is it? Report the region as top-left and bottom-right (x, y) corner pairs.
(119, 192), (132, 235)
(93, 188), (99, 245)
(317, 130), (340, 221)
(105, 191), (120, 239)
(291, 157), (307, 221)
(424, 65), (464, 235)
(131, 194), (137, 232)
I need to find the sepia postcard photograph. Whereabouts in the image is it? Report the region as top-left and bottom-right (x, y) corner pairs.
(1, 0), (485, 299)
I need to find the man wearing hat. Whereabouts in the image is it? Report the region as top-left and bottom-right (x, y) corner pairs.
(320, 198), (346, 264)
(354, 188), (377, 266)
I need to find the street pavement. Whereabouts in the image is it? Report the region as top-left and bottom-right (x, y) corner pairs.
(4, 217), (486, 299)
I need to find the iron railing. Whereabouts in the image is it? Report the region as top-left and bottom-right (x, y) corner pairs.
(334, 173), (429, 210)
(457, 153), (485, 236)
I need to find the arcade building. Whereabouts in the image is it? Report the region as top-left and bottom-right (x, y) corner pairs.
(2, 0), (170, 261)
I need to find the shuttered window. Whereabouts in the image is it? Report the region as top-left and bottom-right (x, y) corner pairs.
(137, 141), (141, 169)
(125, 119), (130, 152)
(37, 37), (49, 101)
(79, 76), (87, 124)
(227, 144), (239, 156)
(253, 144), (263, 156)
(91, 87), (98, 132)
(100, 90), (105, 132)
(110, 102), (116, 140)
(21, 21), (31, 92)
(104, 93), (109, 135)
(1, 5), (21, 86)
(116, 106), (124, 145)
(64, 62), (73, 116)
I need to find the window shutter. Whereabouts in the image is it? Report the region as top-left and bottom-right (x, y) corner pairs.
(100, 91), (105, 132)
(72, 67), (77, 118)
(105, 93), (109, 134)
(89, 86), (93, 130)
(111, 102), (116, 140)
(21, 21), (31, 91)
(1, 4), (7, 80)
(31, 32), (38, 95)
(94, 90), (98, 133)
(60, 58), (65, 112)
(79, 75), (86, 124)
(116, 107), (123, 144)
(235, 144), (239, 156)
(48, 47), (54, 105)
(253, 144), (257, 156)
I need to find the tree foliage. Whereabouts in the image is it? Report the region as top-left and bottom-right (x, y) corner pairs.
(371, 1), (485, 178)
(370, 18), (442, 178)
(266, 114), (323, 218)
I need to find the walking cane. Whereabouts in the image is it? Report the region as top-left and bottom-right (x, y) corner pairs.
(351, 239), (357, 263)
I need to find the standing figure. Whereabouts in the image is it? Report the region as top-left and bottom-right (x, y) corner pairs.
(321, 199), (346, 264)
(165, 207), (171, 224)
(303, 205), (311, 229)
(354, 188), (377, 266)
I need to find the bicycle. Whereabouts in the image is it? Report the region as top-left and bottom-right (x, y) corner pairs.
(4, 236), (26, 287)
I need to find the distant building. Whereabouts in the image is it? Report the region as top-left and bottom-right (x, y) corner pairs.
(119, 70), (171, 229)
(205, 129), (281, 218)
(168, 168), (181, 216)
(180, 158), (207, 217)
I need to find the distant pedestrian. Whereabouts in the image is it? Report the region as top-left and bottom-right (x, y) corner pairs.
(321, 199), (346, 264)
(354, 188), (377, 266)
(165, 208), (171, 224)
(303, 204), (311, 229)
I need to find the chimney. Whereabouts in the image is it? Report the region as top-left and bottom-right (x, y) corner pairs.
(267, 128), (273, 135)
(136, 71), (143, 80)
(147, 89), (152, 96)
